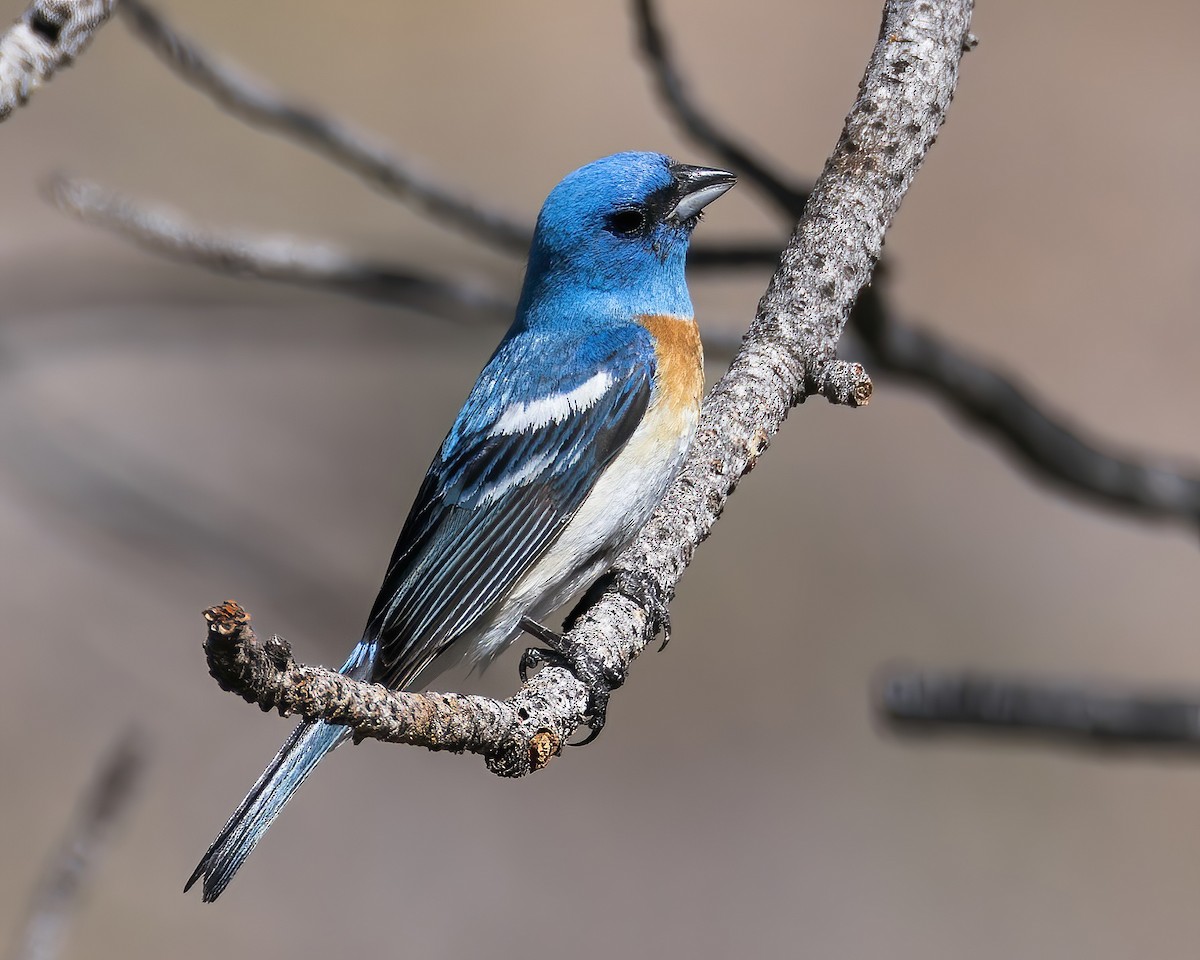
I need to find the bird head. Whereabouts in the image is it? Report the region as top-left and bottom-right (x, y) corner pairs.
(517, 151), (736, 323)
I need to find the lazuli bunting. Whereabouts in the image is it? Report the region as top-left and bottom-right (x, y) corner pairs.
(187, 151), (735, 901)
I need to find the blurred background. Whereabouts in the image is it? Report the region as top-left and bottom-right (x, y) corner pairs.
(2, 0), (1200, 957)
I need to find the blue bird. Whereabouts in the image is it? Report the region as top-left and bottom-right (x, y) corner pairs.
(186, 151), (735, 901)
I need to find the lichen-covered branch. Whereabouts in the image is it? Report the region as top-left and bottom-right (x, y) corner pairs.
(882, 668), (1200, 749)
(202, 0), (974, 775)
(573, 0), (971, 698)
(637, 0), (1200, 531)
(0, 0), (114, 122)
(53, 167), (1199, 531)
(202, 601), (580, 777)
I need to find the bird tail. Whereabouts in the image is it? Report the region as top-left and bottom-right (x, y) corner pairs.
(185, 718), (349, 902)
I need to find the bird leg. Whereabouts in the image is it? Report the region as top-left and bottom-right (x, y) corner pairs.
(517, 616), (623, 745)
(614, 567), (673, 652)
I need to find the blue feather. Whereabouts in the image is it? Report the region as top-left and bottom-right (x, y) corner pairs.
(187, 150), (733, 901)
(367, 326), (655, 688)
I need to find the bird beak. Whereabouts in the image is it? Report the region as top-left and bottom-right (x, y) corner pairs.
(666, 162), (737, 223)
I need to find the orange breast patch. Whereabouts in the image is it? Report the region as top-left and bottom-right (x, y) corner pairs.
(637, 313), (704, 414)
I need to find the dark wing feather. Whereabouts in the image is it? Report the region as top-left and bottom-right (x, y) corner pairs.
(363, 327), (654, 690)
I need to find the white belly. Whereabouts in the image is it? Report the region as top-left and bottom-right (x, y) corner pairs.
(460, 391), (699, 671)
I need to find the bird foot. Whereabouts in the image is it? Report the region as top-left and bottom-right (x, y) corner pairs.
(518, 616), (623, 745)
(564, 568), (673, 652)
(611, 568), (672, 651)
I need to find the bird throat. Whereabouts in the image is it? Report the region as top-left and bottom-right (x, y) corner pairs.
(637, 313), (704, 414)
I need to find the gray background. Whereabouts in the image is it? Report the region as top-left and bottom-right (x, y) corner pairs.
(2, 1), (1199, 957)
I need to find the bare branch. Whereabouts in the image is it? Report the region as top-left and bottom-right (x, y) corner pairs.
(114, 0), (780, 270)
(710, 314), (1200, 531)
(202, 602), (577, 775)
(881, 668), (1200, 750)
(117, 0), (531, 253)
(55, 166), (1189, 531)
(688, 241), (785, 269)
(46, 174), (511, 319)
(202, 0), (973, 774)
(634, 0), (1200, 529)
(7, 730), (147, 960)
(46, 173), (779, 318)
(632, 0), (808, 217)
(0, 0), (114, 122)
(853, 295), (1200, 526)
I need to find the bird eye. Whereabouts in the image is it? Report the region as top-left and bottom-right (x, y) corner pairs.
(606, 207), (648, 236)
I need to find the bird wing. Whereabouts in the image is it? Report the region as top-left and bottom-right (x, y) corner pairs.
(363, 325), (655, 690)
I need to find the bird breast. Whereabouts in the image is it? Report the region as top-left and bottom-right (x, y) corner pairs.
(638, 312), (705, 417)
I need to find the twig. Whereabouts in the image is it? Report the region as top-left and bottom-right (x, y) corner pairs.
(881, 668), (1200, 749)
(201, 602), (573, 776)
(44, 174), (773, 354)
(688, 240), (785, 269)
(6, 730), (148, 960)
(0, 0), (115, 122)
(117, 0), (531, 253)
(854, 300), (1200, 525)
(54, 112), (1190, 533)
(114, 0), (780, 270)
(45, 174), (512, 319)
(200, 0), (974, 775)
(632, 0), (808, 218)
(636, 0), (1200, 529)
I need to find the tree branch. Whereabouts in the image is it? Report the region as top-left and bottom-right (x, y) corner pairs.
(45, 174), (512, 319)
(117, 0), (531, 253)
(636, 0), (1200, 530)
(0, 0), (114, 123)
(113, 0), (780, 270)
(688, 240), (787, 270)
(45, 173), (776, 356)
(58, 7), (1192, 530)
(202, 602), (576, 775)
(201, 0), (974, 775)
(631, 0), (809, 218)
(881, 668), (1200, 750)
(853, 298), (1200, 525)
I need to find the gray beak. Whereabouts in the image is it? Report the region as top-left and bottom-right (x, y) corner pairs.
(666, 162), (737, 222)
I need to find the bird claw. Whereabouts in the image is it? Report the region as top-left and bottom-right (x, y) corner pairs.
(518, 645), (564, 683)
(517, 616), (622, 744)
(656, 606), (673, 652)
(609, 568), (672, 652)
